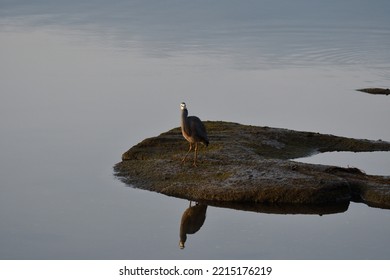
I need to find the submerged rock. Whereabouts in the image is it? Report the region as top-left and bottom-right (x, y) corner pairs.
(357, 88), (390, 95)
(114, 121), (390, 209)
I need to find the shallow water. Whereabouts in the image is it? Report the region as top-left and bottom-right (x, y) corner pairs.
(1, 0), (390, 259)
(294, 151), (390, 176)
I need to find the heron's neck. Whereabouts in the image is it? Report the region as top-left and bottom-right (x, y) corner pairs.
(181, 109), (188, 127)
(179, 223), (187, 243)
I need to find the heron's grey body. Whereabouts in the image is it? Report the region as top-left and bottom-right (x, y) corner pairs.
(180, 102), (209, 166)
(179, 202), (208, 249)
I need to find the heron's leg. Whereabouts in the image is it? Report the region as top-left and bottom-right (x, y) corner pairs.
(193, 142), (198, 167)
(182, 143), (192, 163)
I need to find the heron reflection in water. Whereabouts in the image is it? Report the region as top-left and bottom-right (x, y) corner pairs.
(180, 102), (209, 167)
(179, 202), (208, 249)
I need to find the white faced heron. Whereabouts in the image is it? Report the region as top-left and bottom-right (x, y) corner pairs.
(180, 102), (209, 166)
(179, 202), (208, 249)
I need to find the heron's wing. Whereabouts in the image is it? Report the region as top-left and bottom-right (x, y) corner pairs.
(180, 205), (207, 234)
(188, 116), (208, 142)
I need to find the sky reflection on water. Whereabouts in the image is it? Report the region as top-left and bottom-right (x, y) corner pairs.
(0, 0), (390, 259)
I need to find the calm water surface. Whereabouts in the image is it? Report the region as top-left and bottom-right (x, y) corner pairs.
(1, 0), (390, 259)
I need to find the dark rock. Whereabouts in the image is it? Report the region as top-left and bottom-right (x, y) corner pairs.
(114, 121), (390, 209)
(357, 88), (390, 96)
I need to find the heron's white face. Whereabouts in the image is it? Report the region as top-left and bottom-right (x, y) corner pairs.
(180, 102), (187, 110)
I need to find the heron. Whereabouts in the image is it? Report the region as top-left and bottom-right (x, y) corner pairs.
(179, 202), (208, 249)
(180, 102), (209, 166)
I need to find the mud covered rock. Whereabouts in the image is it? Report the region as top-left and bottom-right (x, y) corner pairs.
(114, 121), (390, 209)
(357, 88), (390, 95)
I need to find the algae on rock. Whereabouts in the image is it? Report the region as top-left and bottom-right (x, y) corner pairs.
(114, 121), (390, 209)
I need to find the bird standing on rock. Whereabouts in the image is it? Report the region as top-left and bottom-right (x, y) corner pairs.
(180, 102), (209, 166)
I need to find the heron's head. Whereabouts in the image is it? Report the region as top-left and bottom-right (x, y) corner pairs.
(180, 102), (187, 110)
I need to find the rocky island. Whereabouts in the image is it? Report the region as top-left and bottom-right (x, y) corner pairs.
(114, 121), (390, 210)
(357, 88), (390, 96)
